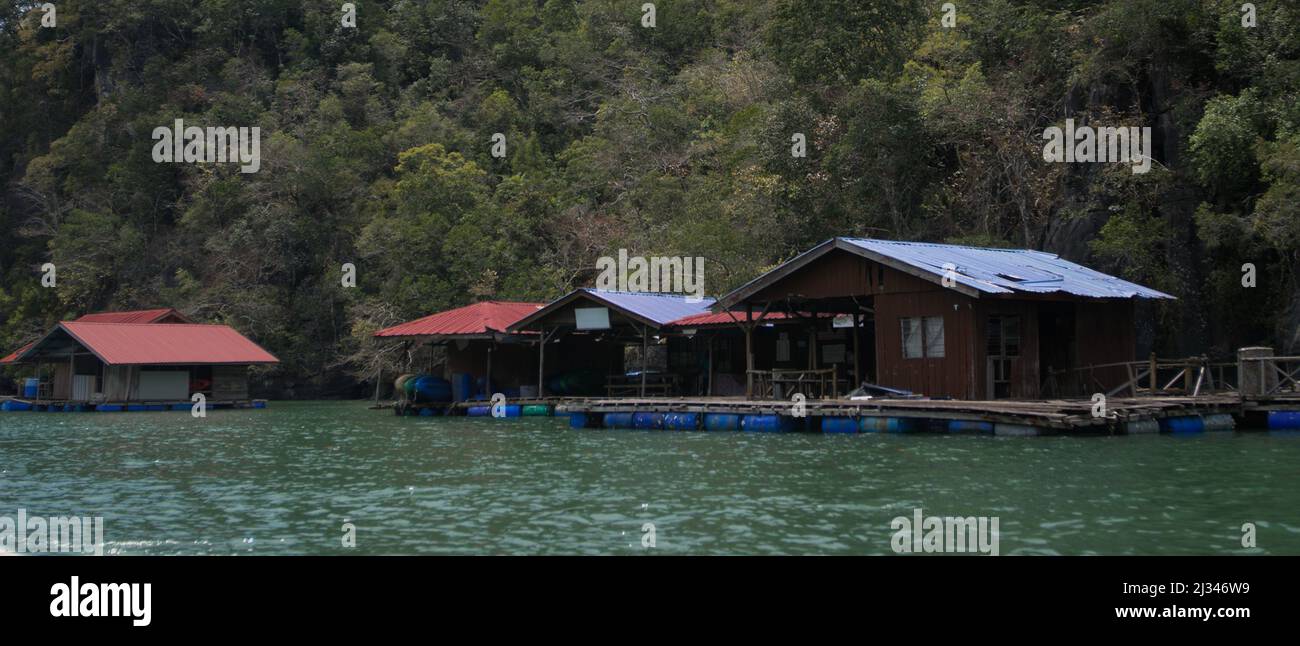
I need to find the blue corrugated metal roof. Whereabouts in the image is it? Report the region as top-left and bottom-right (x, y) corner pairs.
(578, 289), (716, 326)
(840, 238), (1174, 299)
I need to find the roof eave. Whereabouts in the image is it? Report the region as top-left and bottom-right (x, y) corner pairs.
(715, 238), (987, 309)
(509, 290), (667, 332)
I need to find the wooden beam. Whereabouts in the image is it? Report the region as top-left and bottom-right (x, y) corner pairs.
(744, 304), (754, 398)
(537, 326), (546, 398)
(852, 311), (861, 387)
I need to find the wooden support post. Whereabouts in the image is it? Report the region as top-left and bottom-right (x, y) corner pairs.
(537, 326), (546, 398)
(640, 326), (648, 398)
(852, 312), (861, 388)
(1148, 352), (1157, 395)
(745, 304), (754, 398)
(807, 304), (817, 371)
(486, 343), (493, 397)
(373, 364), (382, 404)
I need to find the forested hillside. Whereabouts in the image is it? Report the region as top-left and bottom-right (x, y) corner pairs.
(1, 0), (1297, 396)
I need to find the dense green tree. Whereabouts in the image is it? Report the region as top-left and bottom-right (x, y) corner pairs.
(2, 0), (1299, 395)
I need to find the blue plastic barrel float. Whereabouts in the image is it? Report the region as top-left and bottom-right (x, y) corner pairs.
(821, 416), (858, 434)
(704, 413), (741, 431)
(1267, 411), (1300, 430)
(947, 420), (994, 434)
(406, 375), (452, 402)
(1159, 415), (1205, 434)
(569, 412), (602, 428)
(603, 412), (636, 429)
(23, 378), (39, 399)
(466, 406), (491, 417)
(993, 423), (1042, 436)
(451, 373), (473, 402)
(742, 414), (797, 433)
(1201, 413), (1235, 432)
(1124, 419), (1159, 434)
(632, 412), (666, 430)
(1, 400), (32, 411)
(663, 412), (700, 430)
(858, 417), (917, 433)
(252, 401), (267, 409)
(97, 404), (123, 412)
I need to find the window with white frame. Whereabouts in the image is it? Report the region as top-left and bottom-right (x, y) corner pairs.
(901, 316), (945, 358)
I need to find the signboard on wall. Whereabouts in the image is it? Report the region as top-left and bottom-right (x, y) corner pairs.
(575, 307), (611, 330)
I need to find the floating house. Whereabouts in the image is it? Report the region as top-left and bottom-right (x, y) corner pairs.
(377, 294), (821, 402)
(508, 289), (716, 397)
(715, 238), (1174, 399)
(1, 309), (278, 407)
(373, 301), (544, 399)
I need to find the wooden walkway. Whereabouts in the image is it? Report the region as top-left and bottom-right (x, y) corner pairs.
(377, 388), (1300, 434)
(552, 395), (1248, 433)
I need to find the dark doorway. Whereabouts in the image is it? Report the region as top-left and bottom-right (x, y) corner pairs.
(1037, 302), (1077, 396)
(986, 314), (1023, 399)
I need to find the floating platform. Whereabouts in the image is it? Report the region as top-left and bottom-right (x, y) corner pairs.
(384, 391), (1300, 436)
(554, 394), (1262, 436)
(0, 398), (268, 412)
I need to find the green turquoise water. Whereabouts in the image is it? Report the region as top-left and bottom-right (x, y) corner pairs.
(1, 401), (1297, 555)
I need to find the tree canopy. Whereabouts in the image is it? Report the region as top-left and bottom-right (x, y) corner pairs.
(2, 0), (1298, 395)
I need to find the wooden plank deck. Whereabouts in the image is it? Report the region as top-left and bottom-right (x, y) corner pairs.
(553, 394), (1249, 432)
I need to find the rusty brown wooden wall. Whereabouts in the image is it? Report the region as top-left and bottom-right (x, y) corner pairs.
(750, 250), (872, 302)
(1075, 300), (1137, 391)
(874, 287), (980, 399)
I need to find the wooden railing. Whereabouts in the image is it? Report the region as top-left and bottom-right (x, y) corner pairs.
(1045, 351), (1300, 399)
(1043, 355), (1236, 398)
(1238, 355), (1300, 397)
(748, 366), (841, 400)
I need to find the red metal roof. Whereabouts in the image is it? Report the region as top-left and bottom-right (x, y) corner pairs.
(666, 311), (830, 328)
(75, 308), (192, 324)
(374, 301), (543, 338)
(53, 322), (279, 365)
(668, 310), (796, 328)
(0, 341), (35, 365)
